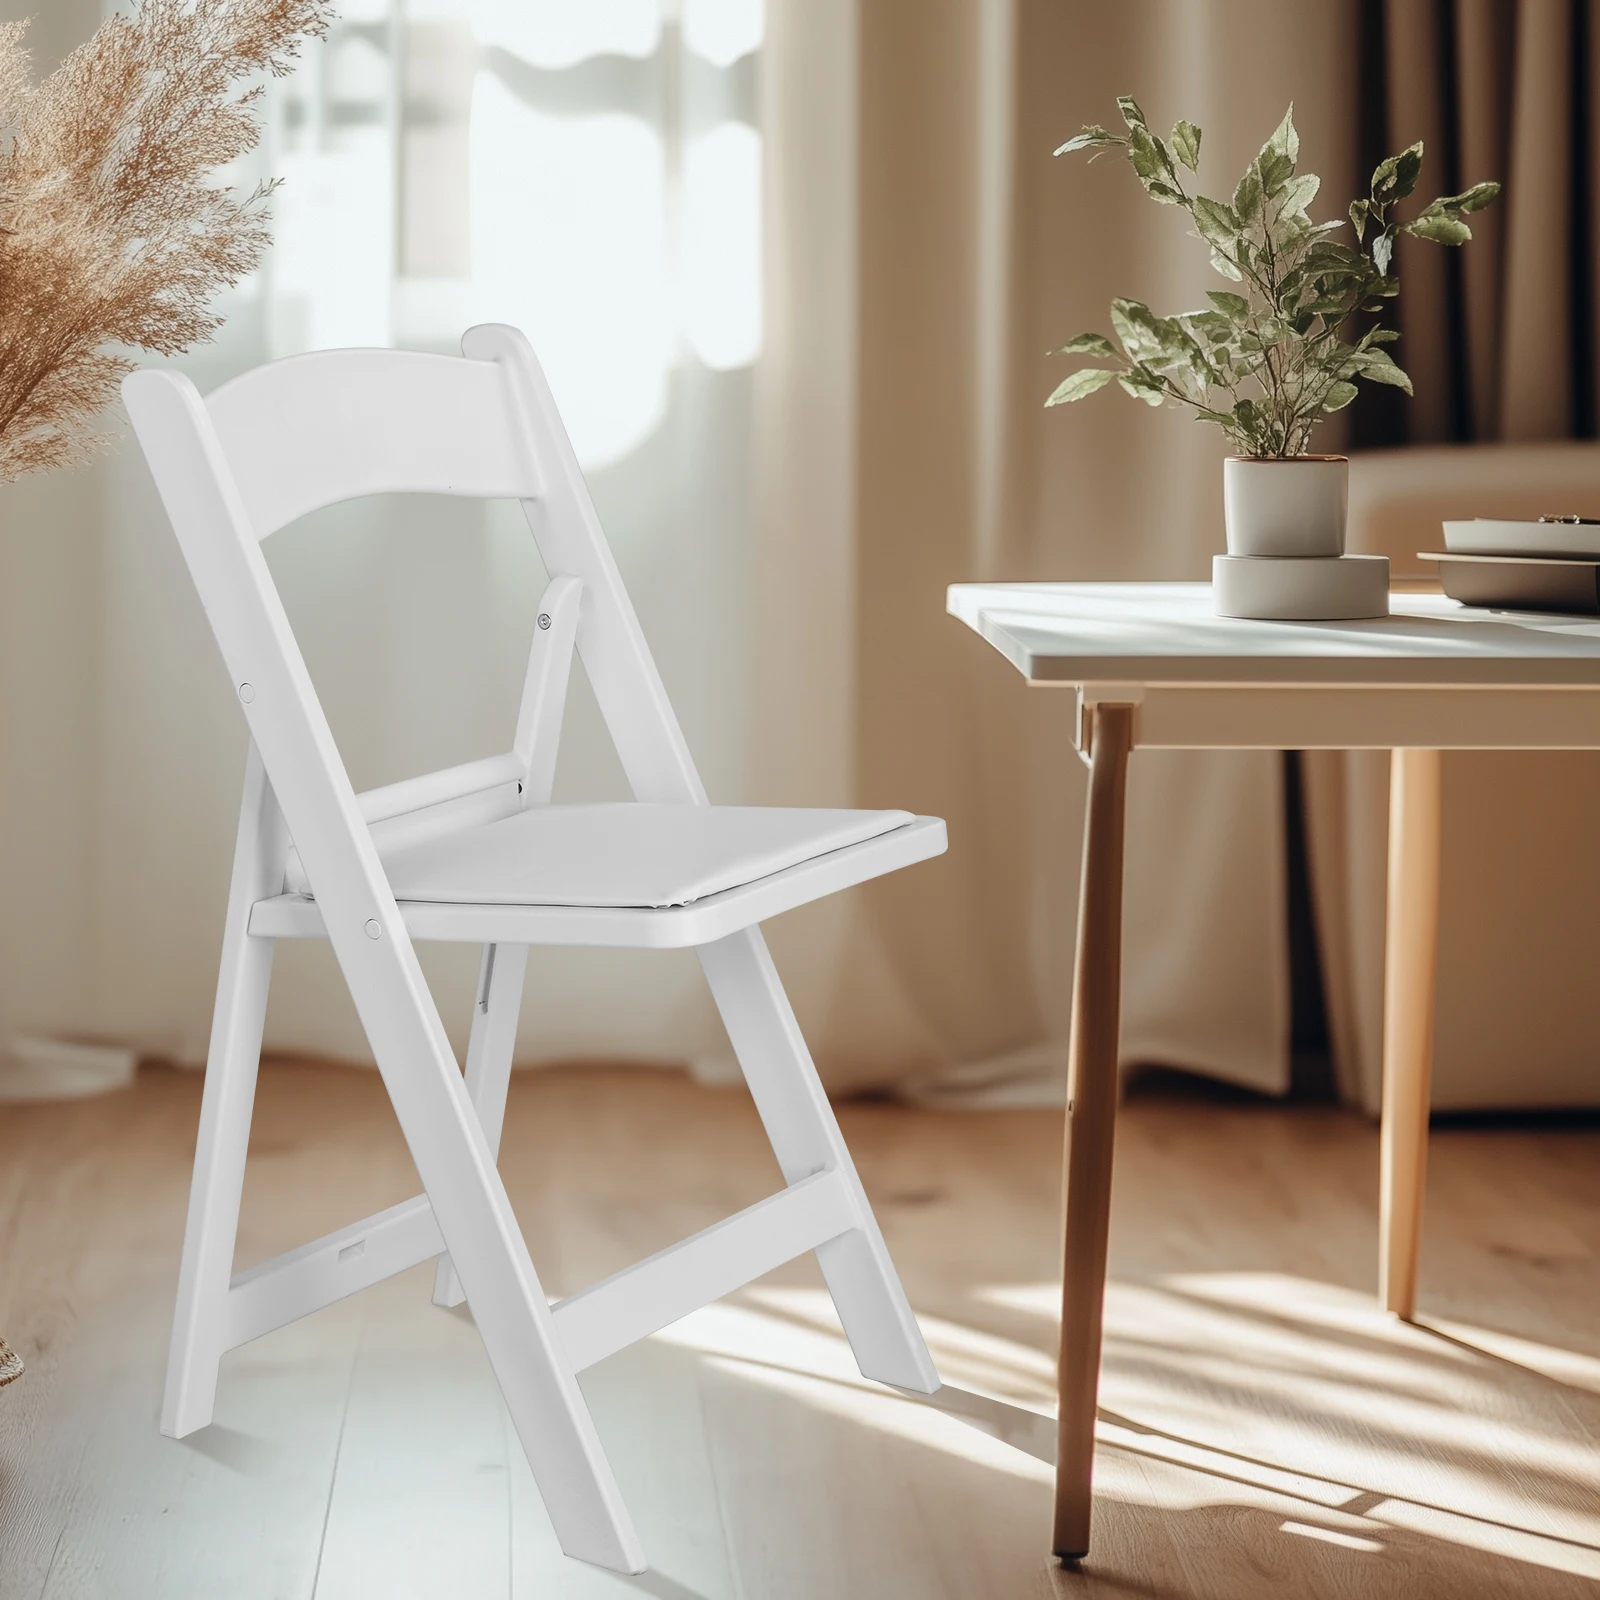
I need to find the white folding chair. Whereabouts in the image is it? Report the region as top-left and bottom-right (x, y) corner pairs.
(123, 324), (945, 1574)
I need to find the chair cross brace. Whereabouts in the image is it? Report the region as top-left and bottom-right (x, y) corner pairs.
(222, 1166), (857, 1372)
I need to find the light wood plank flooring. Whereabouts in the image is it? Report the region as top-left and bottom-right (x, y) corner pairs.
(1, 1061), (1598, 1598)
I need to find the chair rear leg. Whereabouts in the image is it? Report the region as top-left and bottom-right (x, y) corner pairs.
(163, 931), (273, 1437)
(698, 928), (940, 1394)
(434, 942), (528, 1308)
(164, 749), (284, 1439)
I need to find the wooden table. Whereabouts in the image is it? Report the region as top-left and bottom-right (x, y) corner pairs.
(946, 581), (1600, 1562)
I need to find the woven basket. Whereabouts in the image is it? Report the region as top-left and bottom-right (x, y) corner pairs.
(0, 1336), (22, 1387)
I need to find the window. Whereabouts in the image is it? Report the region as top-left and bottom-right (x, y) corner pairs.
(256, 0), (763, 468)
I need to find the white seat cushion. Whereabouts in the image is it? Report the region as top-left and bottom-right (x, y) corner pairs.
(287, 803), (917, 909)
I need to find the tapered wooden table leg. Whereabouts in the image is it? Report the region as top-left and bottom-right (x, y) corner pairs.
(1054, 701), (1134, 1562)
(1380, 746), (1442, 1321)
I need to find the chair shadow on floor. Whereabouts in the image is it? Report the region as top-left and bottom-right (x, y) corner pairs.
(175, 1422), (283, 1475)
(622, 1572), (716, 1600)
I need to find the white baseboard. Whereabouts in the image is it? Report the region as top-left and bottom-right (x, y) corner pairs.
(0, 1037), (138, 1102)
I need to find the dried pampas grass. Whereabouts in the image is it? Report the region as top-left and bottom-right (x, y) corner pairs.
(0, 0), (333, 483)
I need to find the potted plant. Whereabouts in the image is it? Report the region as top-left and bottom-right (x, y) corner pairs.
(1048, 99), (1499, 619)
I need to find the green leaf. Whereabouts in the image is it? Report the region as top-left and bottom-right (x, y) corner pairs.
(1127, 125), (1175, 192)
(1277, 211), (1314, 252)
(1171, 119), (1202, 171)
(1305, 236), (1369, 275)
(1390, 142), (1424, 200)
(1404, 212), (1472, 245)
(1265, 104), (1299, 164)
(1116, 95), (1150, 131)
(1322, 380), (1360, 411)
(1279, 172), (1320, 216)
(1228, 346), (1266, 379)
(1359, 326), (1401, 347)
(1442, 180), (1501, 213)
(1210, 245), (1244, 281)
(1372, 232), (1395, 275)
(1054, 332), (1117, 356)
(1305, 240), (1365, 273)
(1205, 290), (1250, 320)
(1349, 198), (1370, 240)
(1191, 195), (1240, 249)
(1054, 125), (1125, 157)
(1233, 165), (1263, 224)
(1045, 367), (1118, 406)
(1117, 370), (1167, 406)
(1256, 149), (1296, 199)
(1152, 324), (1200, 371)
(1371, 141), (1423, 203)
(1356, 351), (1413, 392)
(1109, 297), (1165, 360)
(1180, 309), (1234, 344)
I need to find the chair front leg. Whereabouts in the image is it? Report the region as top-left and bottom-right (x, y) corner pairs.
(1055, 701), (1134, 1562)
(434, 942), (529, 1308)
(1380, 747), (1442, 1320)
(698, 928), (940, 1394)
(338, 923), (643, 1574)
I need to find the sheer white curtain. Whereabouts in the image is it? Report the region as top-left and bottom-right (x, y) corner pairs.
(0, 0), (786, 1074)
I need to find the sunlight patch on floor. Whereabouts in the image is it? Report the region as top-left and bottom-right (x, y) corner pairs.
(982, 1274), (1600, 1475)
(1281, 1520), (1387, 1553)
(650, 1293), (1054, 1483)
(1423, 1316), (1600, 1398)
(973, 1271), (1600, 1579)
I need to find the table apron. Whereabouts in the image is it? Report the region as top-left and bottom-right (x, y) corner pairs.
(1056, 683), (1600, 751)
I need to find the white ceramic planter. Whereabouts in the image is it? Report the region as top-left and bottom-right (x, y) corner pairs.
(1212, 551), (1389, 619)
(1223, 454), (1348, 558)
(1214, 453), (1387, 620)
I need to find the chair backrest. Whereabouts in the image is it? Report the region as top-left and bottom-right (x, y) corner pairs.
(123, 325), (708, 938)
(205, 346), (543, 539)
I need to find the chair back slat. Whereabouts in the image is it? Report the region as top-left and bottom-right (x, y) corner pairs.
(206, 347), (542, 539)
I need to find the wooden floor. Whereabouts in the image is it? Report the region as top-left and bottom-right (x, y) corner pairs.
(1, 1062), (1598, 1598)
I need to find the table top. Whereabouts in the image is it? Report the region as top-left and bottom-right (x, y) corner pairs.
(947, 583), (1600, 688)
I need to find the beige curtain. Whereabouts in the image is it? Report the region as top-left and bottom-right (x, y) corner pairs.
(1304, 0), (1600, 1110)
(13, 1), (1586, 1109)
(841, 0), (1363, 1099)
